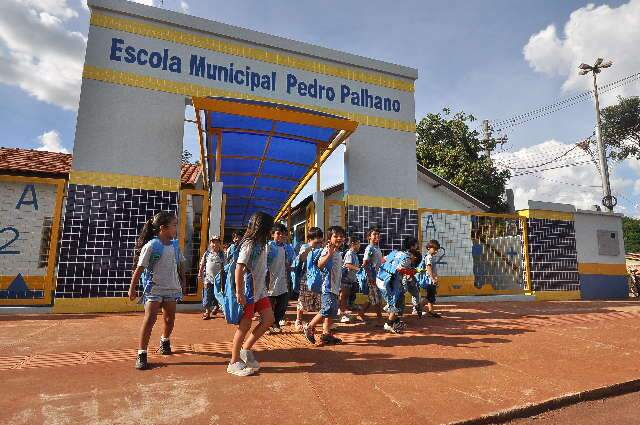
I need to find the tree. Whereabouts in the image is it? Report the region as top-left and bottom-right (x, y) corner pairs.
(181, 149), (193, 164)
(623, 216), (640, 253)
(600, 96), (640, 161)
(416, 108), (511, 212)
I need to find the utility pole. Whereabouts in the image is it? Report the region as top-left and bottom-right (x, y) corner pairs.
(579, 58), (616, 212)
(482, 119), (492, 164)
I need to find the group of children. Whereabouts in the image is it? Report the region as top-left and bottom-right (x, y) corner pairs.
(128, 211), (441, 375)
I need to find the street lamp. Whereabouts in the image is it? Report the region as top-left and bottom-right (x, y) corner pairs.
(578, 58), (615, 211)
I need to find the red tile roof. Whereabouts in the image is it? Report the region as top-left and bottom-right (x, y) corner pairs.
(180, 161), (202, 185)
(0, 147), (201, 185)
(0, 147), (72, 175)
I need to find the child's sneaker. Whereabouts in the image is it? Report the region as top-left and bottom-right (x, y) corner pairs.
(294, 320), (303, 331)
(159, 339), (172, 355)
(135, 352), (148, 370)
(240, 349), (260, 372)
(227, 361), (254, 376)
(320, 334), (342, 345)
(384, 322), (402, 334)
(340, 315), (351, 323)
(303, 323), (316, 345)
(278, 319), (287, 327)
(268, 325), (282, 334)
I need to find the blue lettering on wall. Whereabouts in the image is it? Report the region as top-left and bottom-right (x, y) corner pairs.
(16, 184), (38, 210)
(107, 37), (404, 113)
(0, 227), (20, 255)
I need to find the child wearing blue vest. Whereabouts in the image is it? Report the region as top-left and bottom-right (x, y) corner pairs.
(266, 223), (293, 333)
(198, 235), (224, 320)
(357, 227), (384, 325)
(303, 225), (345, 345)
(129, 212), (185, 370)
(294, 227), (324, 331)
(229, 212), (275, 377)
(226, 230), (244, 262)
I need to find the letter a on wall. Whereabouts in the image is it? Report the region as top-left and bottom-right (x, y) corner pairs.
(16, 184), (38, 210)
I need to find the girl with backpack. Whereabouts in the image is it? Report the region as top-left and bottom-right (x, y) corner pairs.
(228, 211), (275, 376)
(128, 212), (185, 370)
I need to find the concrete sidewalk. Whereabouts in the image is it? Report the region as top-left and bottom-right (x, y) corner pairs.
(1, 300), (640, 425)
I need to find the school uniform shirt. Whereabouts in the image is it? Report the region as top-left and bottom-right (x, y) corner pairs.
(237, 240), (268, 303)
(202, 250), (224, 283)
(321, 247), (343, 295)
(342, 249), (360, 283)
(138, 240), (185, 294)
(363, 244), (383, 280)
(267, 244), (288, 297)
(425, 253), (437, 282)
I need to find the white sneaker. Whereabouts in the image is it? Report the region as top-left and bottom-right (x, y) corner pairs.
(383, 304), (390, 312)
(278, 319), (286, 327)
(240, 349), (260, 371)
(340, 315), (351, 323)
(269, 326), (282, 334)
(227, 361), (254, 376)
(383, 323), (400, 334)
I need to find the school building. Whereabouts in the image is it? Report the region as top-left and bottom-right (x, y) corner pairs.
(0, 0), (628, 313)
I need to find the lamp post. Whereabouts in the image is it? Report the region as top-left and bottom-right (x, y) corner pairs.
(578, 58), (615, 212)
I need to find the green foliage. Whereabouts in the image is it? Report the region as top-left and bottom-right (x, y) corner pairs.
(600, 96), (640, 161)
(623, 216), (640, 253)
(416, 108), (511, 212)
(181, 149), (193, 164)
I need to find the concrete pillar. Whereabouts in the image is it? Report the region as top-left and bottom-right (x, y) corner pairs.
(209, 182), (223, 238)
(313, 191), (325, 231)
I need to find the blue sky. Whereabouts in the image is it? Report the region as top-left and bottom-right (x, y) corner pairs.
(1, 0), (638, 213)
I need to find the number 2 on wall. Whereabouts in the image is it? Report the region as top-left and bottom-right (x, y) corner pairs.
(0, 227), (20, 255)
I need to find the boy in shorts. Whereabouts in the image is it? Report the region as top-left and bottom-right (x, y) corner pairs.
(358, 227), (384, 325)
(303, 226), (345, 345)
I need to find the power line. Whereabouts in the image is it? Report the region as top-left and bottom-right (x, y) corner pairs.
(510, 159), (595, 177)
(491, 72), (640, 133)
(510, 173), (601, 189)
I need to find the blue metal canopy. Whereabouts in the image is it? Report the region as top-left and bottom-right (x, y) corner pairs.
(192, 97), (357, 228)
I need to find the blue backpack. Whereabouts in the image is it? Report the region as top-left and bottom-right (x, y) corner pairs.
(376, 250), (410, 294)
(290, 254), (305, 293)
(216, 243), (262, 325)
(306, 248), (330, 294)
(356, 268), (369, 295)
(139, 238), (181, 302)
(416, 256), (432, 289)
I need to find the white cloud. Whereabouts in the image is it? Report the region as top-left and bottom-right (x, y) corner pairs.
(523, 0), (640, 101)
(180, 1), (190, 12)
(0, 0), (86, 110)
(36, 130), (69, 153)
(495, 140), (605, 210)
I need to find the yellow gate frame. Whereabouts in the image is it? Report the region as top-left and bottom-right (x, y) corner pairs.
(0, 175), (65, 306)
(179, 188), (210, 302)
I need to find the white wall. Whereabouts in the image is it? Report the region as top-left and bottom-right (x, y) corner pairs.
(416, 173), (482, 211)
(574, 211), (625, 265)
(73, 79), (184, 179)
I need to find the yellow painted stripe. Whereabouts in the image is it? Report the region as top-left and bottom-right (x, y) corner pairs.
(518, 209), (574, 221)
(533, 291), (581, 301)
(418, 208), (519, 219)
(345, 194), (417, 209)
(83, 66), (415, 133)
(90, 13), (414, 93)
(70, 169), (180, 191)
(578, 263), (627, 276)
(53, 297), (144, 313)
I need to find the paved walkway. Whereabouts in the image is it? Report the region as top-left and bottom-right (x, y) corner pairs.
(2, 300), (640, 425)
